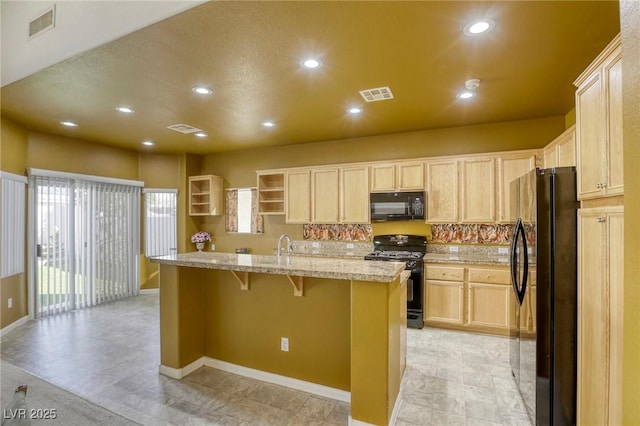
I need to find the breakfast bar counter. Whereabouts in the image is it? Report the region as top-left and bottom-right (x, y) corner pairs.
(150, 252), (407, 426)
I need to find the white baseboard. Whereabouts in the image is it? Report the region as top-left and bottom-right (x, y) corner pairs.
(160, 356), (350, 403)
(0, 315), (30, 337)
(139, 288), (159, 295)
(158, 358), (204, 379)
(348, 416), (376, 426)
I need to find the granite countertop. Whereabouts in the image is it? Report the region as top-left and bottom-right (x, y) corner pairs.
(150, 251), (406, 283)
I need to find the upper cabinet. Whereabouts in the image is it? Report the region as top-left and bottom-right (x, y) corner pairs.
(311, 168), (340, 223)
(340, 166), (370, 223)
(426, 160), (459, 223)
(257, 171), (285, 215)
(285, 170), (311, 224)
(371, 161), (424, 192)
(543, 126), (576, 169)
(497, 152), (538, 223)
(188, 175), (223, 216)
(460, 158), (496, 223)
(575, 34), (623, 200)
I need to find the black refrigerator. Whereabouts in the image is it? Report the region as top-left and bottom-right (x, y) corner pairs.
(509, 167), (578, 426)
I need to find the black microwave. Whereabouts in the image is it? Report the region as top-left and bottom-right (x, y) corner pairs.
(370, 191), (425, 222)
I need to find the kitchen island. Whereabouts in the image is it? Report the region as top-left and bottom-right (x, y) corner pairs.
(150, 252), (408, 425)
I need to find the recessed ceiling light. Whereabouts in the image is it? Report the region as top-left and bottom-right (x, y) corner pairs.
(192, 86), (213, 95)
(116, 106), (135, 113)
(60, 121), (78, 127)
(347, 107), (363, 114)
(261, 121), (276, 128)
(464, 19), (495, 36)
(301, 58), (322, 69)
(194, 132), (207, 138)
(456, 91), (476, 99)
(142, 141), (154, 146)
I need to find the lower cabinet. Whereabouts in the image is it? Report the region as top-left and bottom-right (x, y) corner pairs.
(577, 206), (624, 426)
(425, 263), (514, 335)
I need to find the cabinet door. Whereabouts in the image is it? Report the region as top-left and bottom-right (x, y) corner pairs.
(578, 208), (608, 426)
(340, 166), (369, 223)
(312, 168), (339, 223)
(467, 283), (510, 330)
(370, 164), (396, 192)
(543, 145), (558, 169)
(425, 280), (464, 324)
(576, 72), (604, 200)
(604, 53), (623, 196)
(461, 158), (495, 222)
(426, 160), (459, 223)
(557, 127), (576, 167)
(397, 162), (424, 191)
(497, 154), (536, 223)
(285, 170), (311, 223)
(607, 209), (624, 426)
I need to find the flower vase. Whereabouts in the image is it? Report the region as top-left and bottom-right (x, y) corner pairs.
(196, 242), (205, 252)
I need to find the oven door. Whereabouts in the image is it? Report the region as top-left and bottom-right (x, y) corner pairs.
(407, 268), (424, 328)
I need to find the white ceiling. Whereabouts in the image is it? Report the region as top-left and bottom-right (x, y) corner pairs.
(1, 0), (205, 87)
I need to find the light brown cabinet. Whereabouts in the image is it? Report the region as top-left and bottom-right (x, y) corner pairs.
(577, 206), (624, 426)
(370, 161), (424, 192)
(426, 160), (459, 223)
(425, 263), (513, 335)
(285, 170), (311, 224)
(311, 168), (340, 223)
(496, 152), (537, 223)
(424, 265), (464, 325)
(188, 175), (223, 216)
(542, 125), (576, 169)
(257, 171), (285, 215)
(575, 35), (623, 200)
(460, 158), (496, 223)
(340, 166), (370, 223)
(466, 266), (512, 331)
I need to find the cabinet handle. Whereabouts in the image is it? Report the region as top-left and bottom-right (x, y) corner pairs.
(597, 216), (606, 223)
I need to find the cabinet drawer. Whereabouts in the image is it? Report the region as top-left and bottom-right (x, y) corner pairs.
(468, 268), (510, 285)
(425, 266), (464, 281)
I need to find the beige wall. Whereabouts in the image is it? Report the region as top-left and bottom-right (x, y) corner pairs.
(620, 1), (640, 422)
(196, 116), (565, 254)
(27, 131), (139, 179)
(138, 153), (183, 289)
(0, 118), (29, 328)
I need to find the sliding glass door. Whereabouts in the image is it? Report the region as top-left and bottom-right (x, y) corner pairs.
(31, 172), (140, 318)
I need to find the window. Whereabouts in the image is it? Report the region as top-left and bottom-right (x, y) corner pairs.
(143, 189), (177, 257)
(225, 188), (263, 234)
(1, 172), (27, 278)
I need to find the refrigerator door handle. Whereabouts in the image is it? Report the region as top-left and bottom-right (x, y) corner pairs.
(510, 218), (528, 305)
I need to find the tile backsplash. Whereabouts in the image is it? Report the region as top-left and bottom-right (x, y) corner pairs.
(303, 224), (373, 241)
(431, 223), (513, 244)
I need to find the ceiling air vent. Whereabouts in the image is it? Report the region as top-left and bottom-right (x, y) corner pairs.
(167, 124), (203, 134)
(359, 86), (394, 102)
(29, 6), (56, 39)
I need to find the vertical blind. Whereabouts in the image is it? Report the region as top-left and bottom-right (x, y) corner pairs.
(1, 172), (27, 278)
(143, 189), (177, 257)
(29, 170), (141, 318)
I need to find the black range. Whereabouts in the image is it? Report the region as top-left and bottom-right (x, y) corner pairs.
(365, 234), (427, 329)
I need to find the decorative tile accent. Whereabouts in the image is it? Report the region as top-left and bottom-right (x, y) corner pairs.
(431, 223), (534, 245)
(303, 224), (373, 241)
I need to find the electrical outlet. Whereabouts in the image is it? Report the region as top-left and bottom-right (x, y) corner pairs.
(8, 298), (12, 309)
(449, 246), (459, 252)
(346, 243), (354, 249)
(498, 247), (509, 254)
(312, 242), (320, 248)
(281, 337), (289, 352)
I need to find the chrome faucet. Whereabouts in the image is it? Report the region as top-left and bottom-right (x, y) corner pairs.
(277, 233), (293, 256)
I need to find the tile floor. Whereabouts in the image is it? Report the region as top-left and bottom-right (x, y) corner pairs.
(1, 294), (531, 425)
